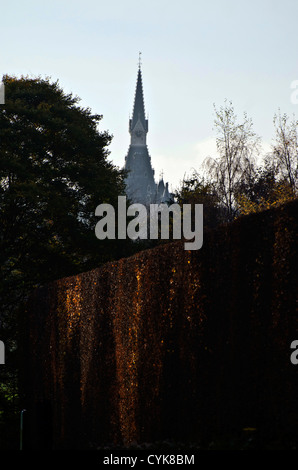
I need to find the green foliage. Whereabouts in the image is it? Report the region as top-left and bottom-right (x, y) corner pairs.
(235, 165), (297, 216)
(0, 75), (136, 312)
(0, 369), (19, 450)
(0, 75), (129, 293)
(0, 75), (137, 445)
(175, 170), (224, 229)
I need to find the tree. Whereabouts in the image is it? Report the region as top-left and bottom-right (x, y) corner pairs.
(204, 100), (260, 221)
(235, 164), (296, 216)
(1, 74), (130, 285)
(0, 75), (135, 374)
(175, 171), (223, 230)
(0, 76), (139, 442)
(271, 110), (298, 191)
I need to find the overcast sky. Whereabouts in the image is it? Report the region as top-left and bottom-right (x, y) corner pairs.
(2, 0), (298, 191)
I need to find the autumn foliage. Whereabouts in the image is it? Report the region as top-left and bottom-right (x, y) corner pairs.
(22, 199), (298, 449)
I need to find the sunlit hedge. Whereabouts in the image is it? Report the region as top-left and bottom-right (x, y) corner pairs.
(22, 200), (298, 449)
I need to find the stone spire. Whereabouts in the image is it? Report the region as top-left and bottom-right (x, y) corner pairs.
(129, 67), (148, 136)
(124, 58), (172, 206)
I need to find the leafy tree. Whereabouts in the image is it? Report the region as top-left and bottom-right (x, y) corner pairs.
(235, 164), (296, 216)
(271, 110), (298, 191)
(235, 109), (298, 217)
(175, 171), (224, 230)
(204, 100), (260, 221)
(0, 75), (135, 430)
(0, 75), (131, 308)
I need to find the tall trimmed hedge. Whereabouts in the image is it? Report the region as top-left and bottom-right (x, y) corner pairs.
(22, 200), (298, 449)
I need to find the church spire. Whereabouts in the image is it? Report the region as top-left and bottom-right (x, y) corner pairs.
(129, 58), (148, 134)
(124, 57), (173, 206)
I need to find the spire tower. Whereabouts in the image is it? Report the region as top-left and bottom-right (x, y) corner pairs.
(124, 56), (172, 205)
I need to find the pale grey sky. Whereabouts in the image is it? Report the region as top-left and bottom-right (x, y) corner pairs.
(2, 0), (298, 190)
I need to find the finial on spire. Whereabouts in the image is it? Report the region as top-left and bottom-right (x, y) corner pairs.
(138, 51), (142, 70)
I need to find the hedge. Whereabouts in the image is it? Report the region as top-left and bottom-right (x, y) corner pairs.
(21, 200), (298, 449)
